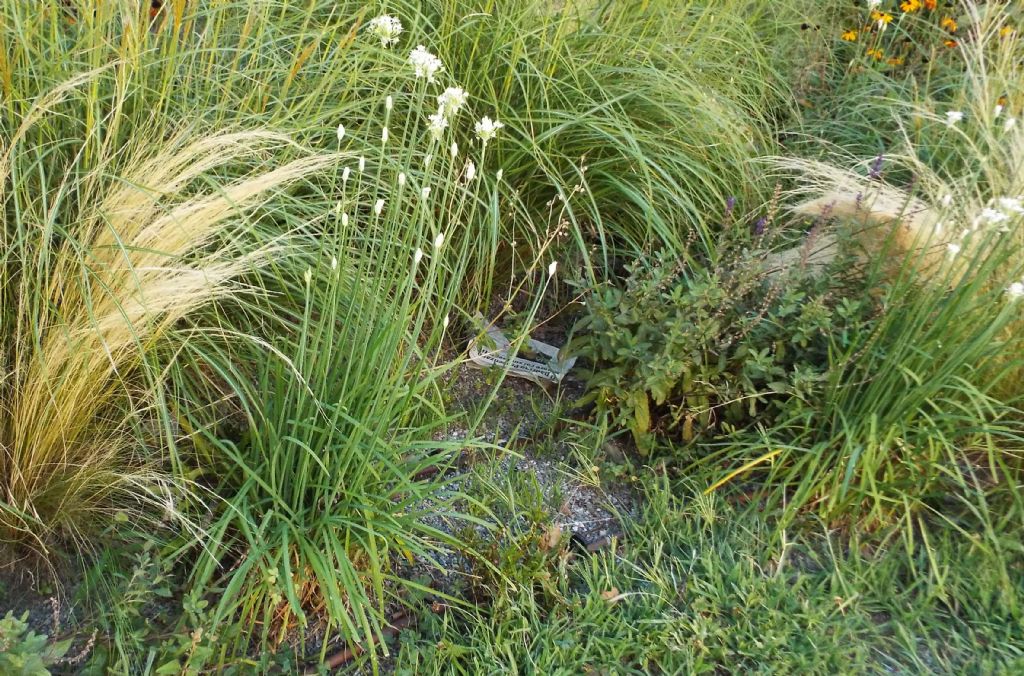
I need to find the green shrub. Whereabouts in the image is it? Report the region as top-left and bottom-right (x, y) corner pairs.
(575, 218), (869, 454)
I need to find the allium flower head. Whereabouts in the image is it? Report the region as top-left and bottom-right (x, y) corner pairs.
(548, 261), (558, 278)
(946, 110), (964, 126)
(359, 156), (366, 172)
(342, 166), (351, 183)
(946, 242), (961, 257)
(1008, 281), (1024, 299)
(979, 207), (1009, 225)
(409, 45), (443, 82)
(995, 104), (1004, 118)
(427, 112), (449, 141)
(434, 232), (445, 250)
(374, 198), (385, 216)
(421, 186), (431, 200)
(336, 124), (346, 142)
(474, 116), (505, 143)
(450, 141), (459, 158)
(368, 15), (403, 47)
(382, 126), (389, 144)
(342, 213), (349, 227)
(413, 248), (424, 266)
(1007, 118), (1019, 132)
(398, 172), (406, 187)
(386, 95), (394, 112)
(997, 197), (1023, 214)
(465, 160), (476, 182)
(437, 87), (468, 118)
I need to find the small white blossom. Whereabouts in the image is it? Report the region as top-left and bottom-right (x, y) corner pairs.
(465, 160), (476, 182)
(374, 198), (385, 216)
(496, 169), (504, 182)
(867, 0), (881, 7)
(1006, 118), (1018, 132)
(334, 202), (342, 215)
(342, 213), (349, 227)
(382, 127), (389, 144)
(548, 261), (558, 278)
(421, 186), (431, 200)
(386, 95), (394, 112)
(946, 242), (962, 257)
(398, 172), (406, 187)
(427, 112), (449, 141)
(304, 268), (312, 284)
(434, 231), (445, 250)
(442, 314), (450, 329)
(979, 208), (1010, 225)
(946, 110), (964, 126)
(413, 248), (424, 266)
(424, 154), (433, 167)
(941, 194), (953, 208)
(336, 124), (346, 142)
(450, 141), (459, 158)
(359, 156), (366, 172)
(437, 87), (468, 118)
(331, 256), (338, 270)
(1008, 281), (1024, 299)
(368, 15), (403, 47)
(474, 116), (505, 143)
(997, 197), (1023, 214)
(995, 104), (1004, 118)
(409, 45), (443, 82)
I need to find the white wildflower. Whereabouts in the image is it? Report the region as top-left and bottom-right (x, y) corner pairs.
(304, 268), (312, 284)
(336, 124), (346, 142)
(946, 242), (961, 257)
(359, 156), (366, 172)
(368, 15), (403, 47)
(465, 160), (476, 182)
(548, 261), (558, 278)
(437, 87), (468, 118)
(374, 198), (385, 215)
(997, 197), (1023, 214)
(409, 45), (443, 82)
(474, 116), (504, 143)
(398, 172), (406, 187)
(1008, 281), (1024, 299)
(413, 248), (424, 266)
(442, 315), (450, 329)
(496, 169), (504, 182)
(342, 166), (351, 183)
(980, 207), (1009, 225)
(342, 213), (349, 227)
(867, 0), (881, 7)
(331, 256), (338, 270)
(421, 186), (431, 200)
(382, 126), (389, 144)
(434, 231), (445, 250)
(450, 141), (459, 158)
(1006, 118), (1018, 132)
(386, 95), (394, 112)
(427, 112), (449, 141)
(424, 154), (433, 167)
(946, 110), (964, 126)
(941, 194), (953, 208)
(995, 104), (1004, 118)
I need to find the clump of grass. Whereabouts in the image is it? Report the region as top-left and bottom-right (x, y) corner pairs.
(0, 75), (339, 569)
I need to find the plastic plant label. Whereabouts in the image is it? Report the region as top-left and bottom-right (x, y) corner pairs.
(467, 315), (576, 384)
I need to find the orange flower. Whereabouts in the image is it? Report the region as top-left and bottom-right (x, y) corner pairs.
(1000, 25), (1016, 39)
(900, 0), (922, 12)
(842, 29), (859, 42)
(924, 0), (937, 9)
(944, 39), (958, 48)
(866, 48), (885, 60)
(887, 56), (905, 66)
(940, 16), (958, 33)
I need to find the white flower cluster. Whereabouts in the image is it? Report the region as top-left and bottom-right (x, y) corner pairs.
(474, 115), (504, 144)
(368, 15), (403, 47)
(409, 45), (443, 82)
(946, 195), (1023, 261)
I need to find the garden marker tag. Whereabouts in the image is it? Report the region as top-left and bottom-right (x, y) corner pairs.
(467, 314), (576, 385)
